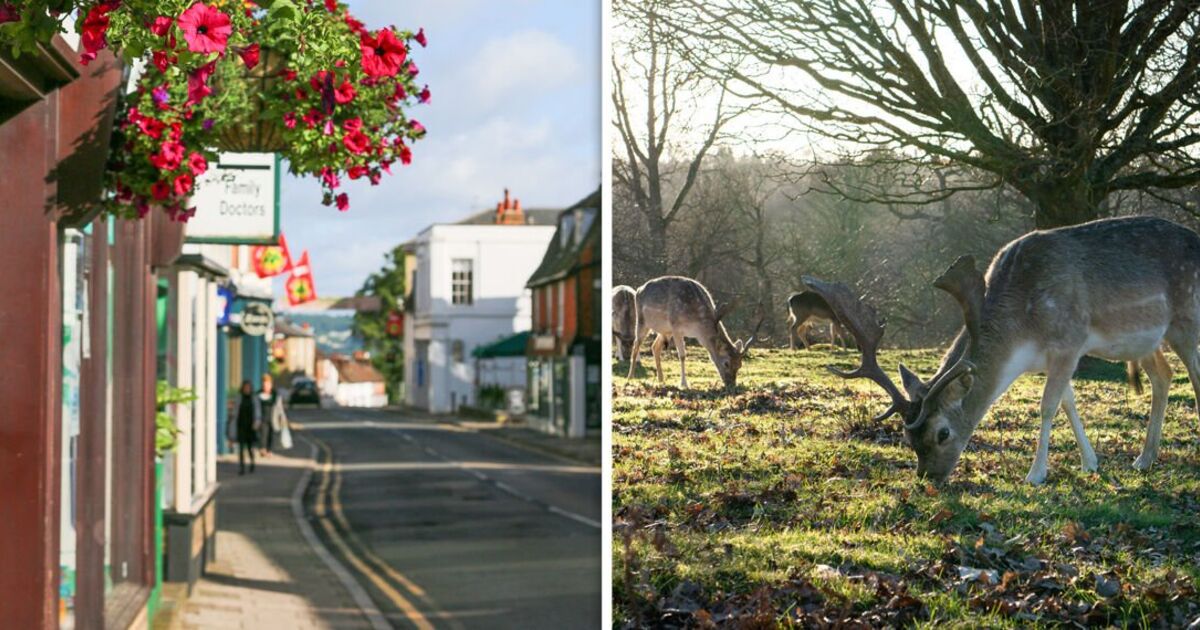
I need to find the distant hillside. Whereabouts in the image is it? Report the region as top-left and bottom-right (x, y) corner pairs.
(278, 311), (364, 355)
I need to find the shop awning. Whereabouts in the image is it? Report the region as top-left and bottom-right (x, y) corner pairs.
(473, 331), (530, 359)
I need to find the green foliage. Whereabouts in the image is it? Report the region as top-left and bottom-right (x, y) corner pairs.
(155, 379), (197, 457)
(476, 384), (506, 410)
(353, 244), (406, 402)
(613, 347), (1200, 626)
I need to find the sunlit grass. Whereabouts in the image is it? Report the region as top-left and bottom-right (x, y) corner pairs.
(613, 345), (1200, 627)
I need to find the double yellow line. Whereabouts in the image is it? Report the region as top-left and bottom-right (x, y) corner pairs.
(306, 433), (446, 630)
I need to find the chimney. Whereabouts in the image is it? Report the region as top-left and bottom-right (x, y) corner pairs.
(494, 188), (525, 225)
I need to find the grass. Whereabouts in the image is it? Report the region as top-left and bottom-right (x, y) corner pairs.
(612, 345), (1200, 628)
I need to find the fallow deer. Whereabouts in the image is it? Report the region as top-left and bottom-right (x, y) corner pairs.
(612, 285), (637, 360)
(786, 291), (849, 350)
(806, 216), (1200, 485)
(626, 276), (761, 391)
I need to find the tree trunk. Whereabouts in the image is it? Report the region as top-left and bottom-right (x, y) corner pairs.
(1028, 181), (1104, 229)
(644, 211), (669, 277)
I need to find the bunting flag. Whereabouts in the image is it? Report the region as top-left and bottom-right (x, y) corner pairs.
(251, 233), (294, 278)
(285, 250), (318, 306)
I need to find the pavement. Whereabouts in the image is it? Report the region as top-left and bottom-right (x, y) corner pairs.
(154, 441), (374, 630)
(155, 406), (601, 630)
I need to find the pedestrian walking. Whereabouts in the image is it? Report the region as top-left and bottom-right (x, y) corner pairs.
(258, 374), (289, 456)
(229, 380), (261, 475)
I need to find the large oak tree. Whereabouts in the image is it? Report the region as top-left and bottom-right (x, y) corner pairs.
(661, 0), (1200, 228)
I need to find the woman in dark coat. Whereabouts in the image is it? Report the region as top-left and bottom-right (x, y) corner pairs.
(234, 380), (260, 474)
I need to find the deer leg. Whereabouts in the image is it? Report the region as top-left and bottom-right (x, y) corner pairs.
(787, 315), (797, 350)
(798, 321), (811, 350)
(1134, 349), (1172, 470)
(614, 333), (625, 361)
(1168, 340), (1200, 428)
(1060, 384), (1098, 473)
(675, 335), (689, 388)
(1027, 357), (1074, 485)
(652, 333), (668, 383)
(626, 325), (651, 380)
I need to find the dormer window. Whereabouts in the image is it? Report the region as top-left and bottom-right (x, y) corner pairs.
(559, 213), (575, 248)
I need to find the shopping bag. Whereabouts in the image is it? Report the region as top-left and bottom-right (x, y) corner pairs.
(280, 423), (294, 450)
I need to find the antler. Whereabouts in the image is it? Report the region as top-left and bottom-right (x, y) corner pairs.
(801, 276), (910, 422)
(739, 316), (766, 356)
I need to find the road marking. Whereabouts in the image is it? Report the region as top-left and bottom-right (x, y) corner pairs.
(288, 439), (392, 630)
(381, 426), (602, 531)
(307, 435), (441, 630)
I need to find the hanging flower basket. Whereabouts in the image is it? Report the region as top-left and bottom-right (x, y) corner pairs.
(211, 45), (288, 153)
(0, 0), (430, 221)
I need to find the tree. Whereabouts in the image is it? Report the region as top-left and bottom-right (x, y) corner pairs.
(612, 0), (746, 275)
(662, 0), (1200, 228)
(352, 246), (407, 402)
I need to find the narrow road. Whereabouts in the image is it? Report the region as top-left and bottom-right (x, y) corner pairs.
(292, 407), (601, 630)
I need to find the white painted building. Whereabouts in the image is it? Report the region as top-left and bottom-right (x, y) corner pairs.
(404, 191), (558, 413)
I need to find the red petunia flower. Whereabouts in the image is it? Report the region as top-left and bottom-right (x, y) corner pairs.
(415, 28), (427, 48)
(152, 50), (172, 73)
(398, 144), (412, 165)
(347, 165), (368, 180)
(344, 14), (366, 35)
(151, 180), (171, 200)
(334, 79), (356, 105)
(239, 43), (260, 70)
(324, 0), (337, 11)
(178, 3), (232, 54)
(283, 112), (297, 129)
(360, 29), (406, 78)
(419, 85), (430, 104)
(0, 4), (19, 25)
(342, 117), (362, 133)
(79, 5), (112, 66)
(173, 173), (194, 196)
(335, 193), (349, 211)
(150, 16), (173, 37)
(343, 130), (370, 155)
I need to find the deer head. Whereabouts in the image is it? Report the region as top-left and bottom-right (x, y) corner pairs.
(712, 298), (763, 391)
(803, 256), (986, 482)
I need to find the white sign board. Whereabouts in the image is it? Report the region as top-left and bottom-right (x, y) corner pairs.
(185, 152), (279, 244)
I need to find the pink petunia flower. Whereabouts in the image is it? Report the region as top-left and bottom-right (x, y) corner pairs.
(188, 152), (208, 176)
(283, 112), (297, 129)
(178, 3), (232, 54)
(187, 60), (217, 105)
(360, 29), (406, 78)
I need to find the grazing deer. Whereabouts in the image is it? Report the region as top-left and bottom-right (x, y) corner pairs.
(612, 285), (637, 360)
(806, 216), (1200, 485)
(626, 276), (761, 390)
(786, 291), (850, 350)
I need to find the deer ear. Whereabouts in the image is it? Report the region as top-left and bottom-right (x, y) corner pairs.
(898, 363), (926, 400)
(941, 372), (975, 404)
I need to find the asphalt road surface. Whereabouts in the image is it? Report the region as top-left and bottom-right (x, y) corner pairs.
(291, 407), (601, 630)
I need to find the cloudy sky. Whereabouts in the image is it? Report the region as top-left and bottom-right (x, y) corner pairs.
(276, 0), (601, 297)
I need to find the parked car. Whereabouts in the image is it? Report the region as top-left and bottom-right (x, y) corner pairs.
(289, 377), (321, 407)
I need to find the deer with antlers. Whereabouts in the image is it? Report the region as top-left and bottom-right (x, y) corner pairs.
(806, 216), (1200, 485)
(786, 291), (850, 350)
(625, 276), (762, 391)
